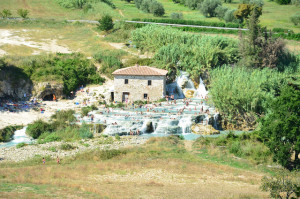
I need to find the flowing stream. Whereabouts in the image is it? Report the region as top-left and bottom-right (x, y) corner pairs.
(0, 127), (32, 148)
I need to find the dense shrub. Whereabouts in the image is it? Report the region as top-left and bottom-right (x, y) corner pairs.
(193, 132), (272, 164)
(0, 9), (12, 18)
(21, 53), (105, 96)
(81, 105), (98, 116)
(275, 0), (291, 4)
(93, 50), (125, 78)
(259, 84), (300, 170)
(171, 12), (183, 19)
(26, 120), (54, 139)
(51, 110), (76, 129)
(290, 13), (300, 25)
(224, 9), (240, 23)
(38, 133), (61, 144)
(150, 1), (165, 16)
(215, 6), (229, 19)
(200, 0), (222, 17)
(98, 15), (114, 31)
(79, 124), (94, 139)
(131, 25), (239, 78)
(209, 66), (290, 124)
(0, 125), (22, 142)
(17, 9), (29, 19)
(134, 0), (165, 16)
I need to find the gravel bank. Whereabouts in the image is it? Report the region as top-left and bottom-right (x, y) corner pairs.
(0, 136), (147, 162)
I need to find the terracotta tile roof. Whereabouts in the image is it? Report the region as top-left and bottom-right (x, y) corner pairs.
(112, 65), (168, 76)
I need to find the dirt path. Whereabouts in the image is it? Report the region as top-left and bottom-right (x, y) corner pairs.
(184, 140), (194, 152)
(118, 9), (125, 17)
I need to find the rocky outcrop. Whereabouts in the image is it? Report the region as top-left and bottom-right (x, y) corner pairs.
(220, 114), (256, 131)
(0, 65), (33, 100)
(191, 124), (220, 135)
(33, 82), (64, 100)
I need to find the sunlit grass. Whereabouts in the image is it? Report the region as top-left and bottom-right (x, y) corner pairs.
(0, 137), (274, 198)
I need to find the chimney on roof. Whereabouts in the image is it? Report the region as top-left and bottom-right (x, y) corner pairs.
(136, 64), (139, 67)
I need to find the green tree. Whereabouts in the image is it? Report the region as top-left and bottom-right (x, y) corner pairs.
(261, 170), (300, 199)
(26, 120), (54, 139)
(234, 4), (262, 23)
(150, 1), (165, 16)
(17, 9), (29, 19)
(215, 5), (228, 19)
(200, 0), (222, 17)
(98, 15), (114, 31)
(0, 9), (12, 18)
(224, 9), (240, 23)
(290, 13), (300, 25)
(259, 84), (300, 170)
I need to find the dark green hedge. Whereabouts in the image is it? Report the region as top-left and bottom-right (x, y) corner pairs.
(131, 18), (242, 28)
(132, 22), (240, 34)
(272, 32), (300, 41)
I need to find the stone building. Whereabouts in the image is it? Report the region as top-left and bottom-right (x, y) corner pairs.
(112, 65), (168, 102)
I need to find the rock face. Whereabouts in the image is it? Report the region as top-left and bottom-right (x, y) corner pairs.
(0, 66), (33, 100)
(191, 124), (220, 135)
(33, 82), (64, 100)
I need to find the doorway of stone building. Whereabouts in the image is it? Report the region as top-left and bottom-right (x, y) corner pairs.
(122, 92), (129, 102)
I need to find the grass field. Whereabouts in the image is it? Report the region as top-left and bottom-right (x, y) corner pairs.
(0, 0), (299, 32)
(0, 137), (272, 199)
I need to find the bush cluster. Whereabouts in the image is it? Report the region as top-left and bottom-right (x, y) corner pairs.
(21, 53), (105, 96)
(26, 110), (100, 143)
(131, 25), (239, 79)
(98, 15), (114, 31)
(93, 50), (126, 78)
(81, 105), (98, 116)
(273, 32), (300, 41)
(290, 13), (300, 26)
(208, 66), (291, 124)
(134, 0), (165, 16)
(0, 125), (23, 142)
(194, 132), (272, 164)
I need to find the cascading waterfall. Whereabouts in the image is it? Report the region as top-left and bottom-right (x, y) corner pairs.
(178, 116), (192, 134)
(141, 119), (150, 133)
(77, 71), (219, 137)
(195, 77), (208, 99)
(0, 127), (32, 148)
(213, 113), (220, 130)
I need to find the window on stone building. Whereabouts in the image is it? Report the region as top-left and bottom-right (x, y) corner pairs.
(125, 79), (128, 84)
(148, 80), (152, 86)
(144, 93), (148, 99)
